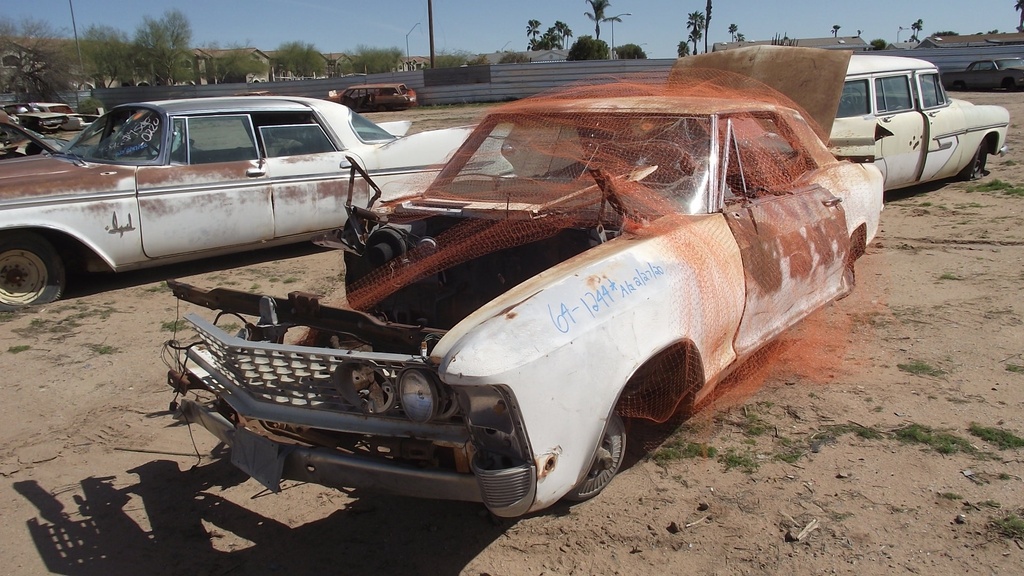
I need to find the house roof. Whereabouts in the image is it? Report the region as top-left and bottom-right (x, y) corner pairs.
(194, 47), (270, 60)
(918, 32), (1024, 48)
(713, 36), (869, 52)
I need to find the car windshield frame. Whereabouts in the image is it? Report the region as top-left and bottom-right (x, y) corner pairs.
(427, 111), (715, 214)
(65, 106), (166, 165)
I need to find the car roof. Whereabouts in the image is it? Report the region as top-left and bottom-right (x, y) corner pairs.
(345, 84), (407, 90)
(492, 95), (793, 118)
(114, 95), (343, 116)
(847, 54), (937, 76)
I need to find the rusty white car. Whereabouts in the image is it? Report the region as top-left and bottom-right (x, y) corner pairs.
(0, 116), (66, 160)
(1, 103), (68, 133)
(831, 54), (1009, 190)
(31, 102), (99, 131)
(163, 47), (883, 517)
(0, 96), (471, 310)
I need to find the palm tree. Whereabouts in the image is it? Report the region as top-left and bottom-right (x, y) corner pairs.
(686, 11), (705, 54)
(584, 0), (611, 39)
(728, 23), (738, 42)
(1017, 0), (1024, 32)
(832, 24), (841, 37)
(527, 19), (541, 49)
(735, 32), (746, 42)
(910, 18), (924, 42)
(554, 21), (573, 48)
(704, 0), (713, 54)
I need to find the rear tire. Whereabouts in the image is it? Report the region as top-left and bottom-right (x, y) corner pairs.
(562, 412), (626, 502)
(957, 143), (987, 181)
(0, 232), (66, 310)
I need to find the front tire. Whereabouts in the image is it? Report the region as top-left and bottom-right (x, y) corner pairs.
(957, 143), (987, 181)
(563, 412), (626, 502)
(0, 232), (66, 310)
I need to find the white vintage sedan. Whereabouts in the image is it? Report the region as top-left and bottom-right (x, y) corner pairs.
(0, 96), (471, 309)
(831, 54), (1009, 190)
(164, 48), (884, 517)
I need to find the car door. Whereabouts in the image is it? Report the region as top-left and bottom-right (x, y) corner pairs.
(257, 118), (353, 237)
(719, 115), (850, 357)
(873, 74), (925, 189)
(136, 113), (274, 259)
(917, 71), (968, 183)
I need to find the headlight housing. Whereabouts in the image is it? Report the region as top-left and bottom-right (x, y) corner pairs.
(399, 368), (442, 422)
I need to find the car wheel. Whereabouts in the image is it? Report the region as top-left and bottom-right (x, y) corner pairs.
(0, 232), (66, 311)
(562, 412), (626, 502)
(957, 144), (987, 181)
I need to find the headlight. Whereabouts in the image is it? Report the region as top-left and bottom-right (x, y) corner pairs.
(399, 369), (439, 422)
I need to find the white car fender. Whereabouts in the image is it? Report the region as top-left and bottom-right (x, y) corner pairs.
(433, 215), (747, 509)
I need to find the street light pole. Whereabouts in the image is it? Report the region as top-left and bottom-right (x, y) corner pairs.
(68, 0), (85, 106)
(608, 13), (631, 59)
(897, 26), (906, 43)
(406, 22), (421, 70)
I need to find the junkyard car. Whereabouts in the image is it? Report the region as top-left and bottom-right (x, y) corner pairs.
(329, 83), (418, 112)
(0, 116), (66, 160)
(32, 102), (99, 131)
(942, 58), (1024, 91)
(831, 54), (1009, 190)
(2, 103), (68, 133)
(0, 96), (471, 309)
(165, 47), (884, 517)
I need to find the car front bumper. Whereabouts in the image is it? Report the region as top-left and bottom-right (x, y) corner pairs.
(168, 311), (538, 517)
(175, 395), (486, 502)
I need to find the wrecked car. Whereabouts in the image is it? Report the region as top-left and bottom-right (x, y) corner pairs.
(831, 54), (1009, 190)
(942, 58), (1024, 91)
(2, 103), (68, 133)
(0, 116), (66, 161)
(165, 47), (883, 517)
(31, 102), (99, 131)
(0, 96), (471, 310)
(329, 83), (419, 112)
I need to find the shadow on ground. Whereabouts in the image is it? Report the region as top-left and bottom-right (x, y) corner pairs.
(14, 453), (511, 576)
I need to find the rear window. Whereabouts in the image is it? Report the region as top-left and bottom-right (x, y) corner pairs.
(837, 80), (870, 118)
(919, 73), (947, 109)
(874, 76), (914, 113)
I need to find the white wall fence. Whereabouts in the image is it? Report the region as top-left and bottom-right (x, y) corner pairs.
(6, 46), (1022, 111)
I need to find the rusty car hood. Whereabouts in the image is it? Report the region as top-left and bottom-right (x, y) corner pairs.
(669, 45), (851, 141)
(0, 155), (135, 201)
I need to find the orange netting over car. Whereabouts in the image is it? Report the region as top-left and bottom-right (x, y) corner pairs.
(330, 68), (844, 423)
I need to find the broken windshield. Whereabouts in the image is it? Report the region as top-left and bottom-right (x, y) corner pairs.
(427, 113), (712, 214)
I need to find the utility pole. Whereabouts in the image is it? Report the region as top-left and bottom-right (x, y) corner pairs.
(428, 0), (435, 69)
(68, 0), (85, 108)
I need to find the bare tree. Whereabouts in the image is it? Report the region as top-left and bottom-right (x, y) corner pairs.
(0, 18), (77, 99)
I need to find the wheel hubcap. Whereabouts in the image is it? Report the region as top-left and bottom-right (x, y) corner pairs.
(0, 249), (47, 305)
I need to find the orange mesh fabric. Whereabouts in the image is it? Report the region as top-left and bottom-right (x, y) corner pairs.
(334, 68), (846, 423)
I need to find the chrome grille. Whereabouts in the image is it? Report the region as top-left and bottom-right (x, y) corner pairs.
(186, 313), (423, 416)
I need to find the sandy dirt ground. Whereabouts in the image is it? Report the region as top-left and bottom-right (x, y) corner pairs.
(1, 92), (1023, 576)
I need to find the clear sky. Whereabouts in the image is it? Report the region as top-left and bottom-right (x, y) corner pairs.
(9, 1), (1021, 60)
